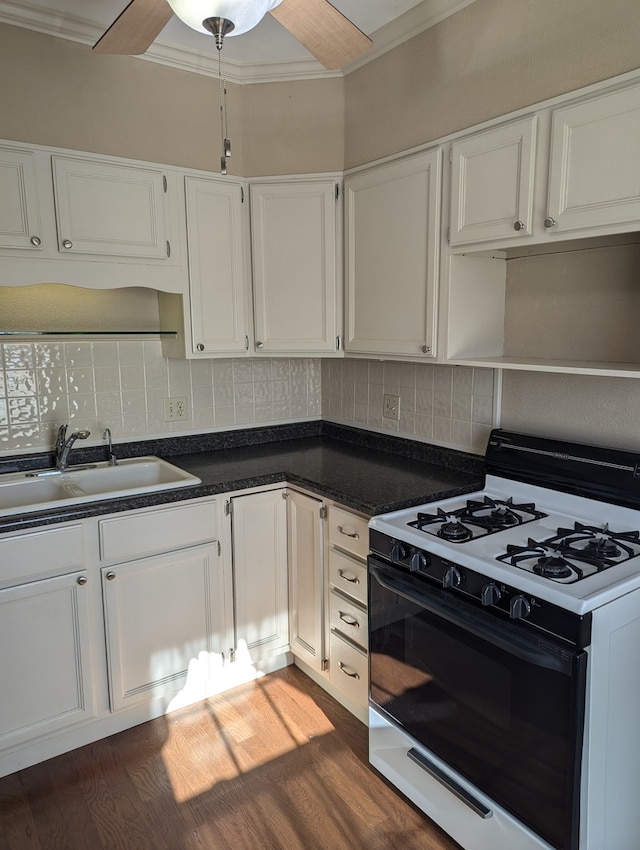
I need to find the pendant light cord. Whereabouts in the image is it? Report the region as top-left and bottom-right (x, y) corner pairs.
(218, 45), (231, 174)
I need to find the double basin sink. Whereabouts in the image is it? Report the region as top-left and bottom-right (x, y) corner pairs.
(0, 457), (201, 517)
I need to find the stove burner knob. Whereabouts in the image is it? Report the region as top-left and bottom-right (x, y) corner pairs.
(443, 566), (461, 588)
(410, 551), (429, 572)
(390, 542), (408, 563)
(481, 583), (502, 607)
(509, 594), (532, 620)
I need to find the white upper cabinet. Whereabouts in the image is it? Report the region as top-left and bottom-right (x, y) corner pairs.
(0, 146), (43, 251)
(546, 84), (640, 234)
(449, 116), (537, 246)
(344, 149), (441, 359)
(0, 140), (185, 292)
(51, 156), (169, 259)
(183, 175), (251, 357)
(250, 179), (340, 355)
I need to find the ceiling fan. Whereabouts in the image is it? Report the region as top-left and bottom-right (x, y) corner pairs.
(93, 0), (373, 71)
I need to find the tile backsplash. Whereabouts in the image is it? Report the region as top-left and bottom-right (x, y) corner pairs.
(322, 359), (495, 454)
(0, 341), (495, 457)
(0, 340), (321, 455)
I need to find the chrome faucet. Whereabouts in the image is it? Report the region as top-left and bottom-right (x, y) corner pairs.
(56, 425), (90, 471)
(103, 427), (117, 466)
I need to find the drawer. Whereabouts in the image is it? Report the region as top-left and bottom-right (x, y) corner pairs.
(99, 499), (216, 562)
(328, 505), (369, 560)
(329, 631), (368, 708)
(0, 524), (85, 586)
(330, 590), (368, 650)
(328, 549), (367, 607)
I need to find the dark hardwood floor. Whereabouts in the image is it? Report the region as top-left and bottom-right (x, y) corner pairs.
(0, 666), (461, 850)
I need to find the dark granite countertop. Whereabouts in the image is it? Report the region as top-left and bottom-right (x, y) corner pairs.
(0, 422), (485, 534)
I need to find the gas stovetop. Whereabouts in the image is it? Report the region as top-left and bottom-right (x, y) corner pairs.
(370, 430), (640, 615)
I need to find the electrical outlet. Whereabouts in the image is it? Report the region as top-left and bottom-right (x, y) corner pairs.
(383, 393), (400, 420)
(164, 396), (188, 421)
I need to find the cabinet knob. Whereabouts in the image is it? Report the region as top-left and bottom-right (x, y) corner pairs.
(421, 344), (431, 354)
(77, 575), (88, 586)
(256, 341), (264, 350)
(544, 217), (557, 229)
(196, 343), (205, 352)
(30, 235), (42, 247)
(62, 239), (73, 249)
(106, 571), (116, 581)
(513, 220), (526, 232)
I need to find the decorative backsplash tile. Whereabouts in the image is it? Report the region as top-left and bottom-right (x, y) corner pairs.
(0, 340), (322, 455)
(0, 340), (495, 457)
(322, 359), (495, 455)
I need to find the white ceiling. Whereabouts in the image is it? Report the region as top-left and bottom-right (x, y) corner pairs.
(0, 0), (476, 82)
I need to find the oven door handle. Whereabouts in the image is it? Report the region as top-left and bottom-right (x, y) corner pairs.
(370, 563), (578, 675)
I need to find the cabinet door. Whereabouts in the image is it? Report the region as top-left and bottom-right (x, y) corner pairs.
(102, 543), (226, 712)
(0, 147), (43, 251)
(344, 149), (441, 358)
(185, 176), (251, 356)
(547, 84), (640, 233)
(231, 490), (289, 663)
(0, 571), (95, 748)
(51, 155), (168, 259)
(449, 116), (536, 245)
(250, 181), (339, 354)
(287, 490), (325, 673)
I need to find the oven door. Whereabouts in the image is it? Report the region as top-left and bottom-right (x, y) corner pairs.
(368, 556), (587, 850)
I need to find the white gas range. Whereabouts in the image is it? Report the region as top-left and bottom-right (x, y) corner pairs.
(368, 430), (640, 850)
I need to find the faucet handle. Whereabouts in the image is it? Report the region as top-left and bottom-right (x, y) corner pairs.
(56, 424), (68, 446)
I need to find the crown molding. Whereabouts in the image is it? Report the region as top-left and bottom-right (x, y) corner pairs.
(0, 0), (476, 84)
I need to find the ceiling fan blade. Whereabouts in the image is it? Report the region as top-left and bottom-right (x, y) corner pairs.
(269, 0), (372, 70)
(93, 0), (173, 55)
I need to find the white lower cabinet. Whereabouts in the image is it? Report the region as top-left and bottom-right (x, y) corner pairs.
(0, 487), (371, 775)
(0, 523), (96, 751)
(101, 542), (224, 712)
(98, 499), (227, 712)
(288, 497), (370, 723)
(0, 569), (95, 749)
(326, 505), (370, 719)
(287, 489), (326, 673)
(230, 488), (290, 664)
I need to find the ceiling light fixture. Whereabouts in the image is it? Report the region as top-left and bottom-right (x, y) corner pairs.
(166, 1), (283, 175)
(166, 0), (284, 38)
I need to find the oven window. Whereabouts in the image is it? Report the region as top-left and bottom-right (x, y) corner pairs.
(369, 565), (585, 850)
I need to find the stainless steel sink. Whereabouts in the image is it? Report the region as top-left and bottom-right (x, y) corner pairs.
(0, 457), (201, 517)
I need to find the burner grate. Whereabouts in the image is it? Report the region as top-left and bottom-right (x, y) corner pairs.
(408, 496), (547, 542)
(496, 522), (640, 582)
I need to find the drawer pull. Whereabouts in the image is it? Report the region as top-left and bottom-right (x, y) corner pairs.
(338, 661), (360, 679)
(337, 525), (359, 539)
(338, 569), (360, 584)
(339, 611), (360, 627)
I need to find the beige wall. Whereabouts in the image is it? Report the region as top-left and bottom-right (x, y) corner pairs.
(345, 0), (640, 167)
(0, 23), (343, 176)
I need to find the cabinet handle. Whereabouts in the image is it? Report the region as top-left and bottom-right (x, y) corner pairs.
(544, 217), (557, 228)
(339, 611), (360, 627)
(256, 341), (264, 350)
(337, 569), (360, 584)
(513, 220), (526, 232)
(106, 571), (116, 581)
(337, 525), (359, 539)
(338, 661), (360, 679)
(196, 343), (205, 351)
(30, 235), (41, 247)
(422, 344), (431, 354)
(62, 239), (73, 249)
(77, 575), (88, 586)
